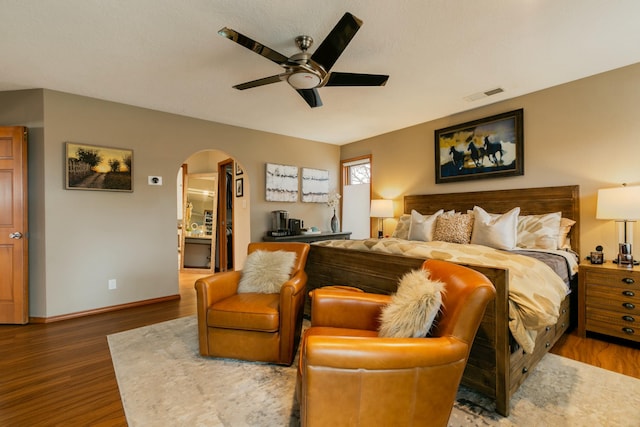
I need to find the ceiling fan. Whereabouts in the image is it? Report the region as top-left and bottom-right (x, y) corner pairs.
(218, 12), (389, 108)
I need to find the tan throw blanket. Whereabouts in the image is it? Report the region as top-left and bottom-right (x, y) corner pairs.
(313, 238), (568, 353)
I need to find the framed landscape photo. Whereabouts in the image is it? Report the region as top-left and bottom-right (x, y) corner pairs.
(65, 142), (133, 192)
(434, 109), (524, 183)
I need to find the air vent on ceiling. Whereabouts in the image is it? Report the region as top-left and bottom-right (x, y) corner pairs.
(464, 87), (504, 102)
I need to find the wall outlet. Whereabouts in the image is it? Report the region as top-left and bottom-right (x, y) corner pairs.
(108, 279), (117, 290)
(148, 176), (163, 185)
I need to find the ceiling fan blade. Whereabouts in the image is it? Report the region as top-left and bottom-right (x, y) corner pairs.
(311, 12), (362, 72)
(233, 74), (285, 90)
(325, 72), (389, 87)
(296, 88), (323, 108)
(219, 27), (289, 65)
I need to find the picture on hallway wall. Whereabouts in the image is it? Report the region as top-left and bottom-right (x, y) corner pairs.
(265, 163), (298, 202)
(65, 142), (133, 192)
(435, 109), (524, 183)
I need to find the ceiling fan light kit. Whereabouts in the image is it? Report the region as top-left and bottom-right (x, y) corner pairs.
(219, 12), (389, 108)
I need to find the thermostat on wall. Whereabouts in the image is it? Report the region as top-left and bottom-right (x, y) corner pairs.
(148, 176), (163, 185)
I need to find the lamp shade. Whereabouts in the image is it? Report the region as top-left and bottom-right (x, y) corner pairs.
(370, 199), (394, 218)
(596, 186), (640, 220)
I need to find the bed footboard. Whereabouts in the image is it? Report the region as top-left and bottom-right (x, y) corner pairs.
(305, 244), (513, 416)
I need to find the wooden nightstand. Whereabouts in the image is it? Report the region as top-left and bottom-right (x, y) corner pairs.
(578, 262), (639, 342)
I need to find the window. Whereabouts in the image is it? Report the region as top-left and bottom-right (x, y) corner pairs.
(341, 156), (372, 239)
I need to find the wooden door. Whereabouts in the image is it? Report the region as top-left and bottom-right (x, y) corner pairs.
(217, 159), (234, 272)
(0, 126), (28, 324)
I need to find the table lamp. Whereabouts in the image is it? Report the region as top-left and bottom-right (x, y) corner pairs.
(370, 199), (394, 238)
(596, 184), (640, 267)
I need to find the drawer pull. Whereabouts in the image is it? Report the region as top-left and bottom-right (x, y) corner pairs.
(522, 367), (528, 374)
(545, 342), (551, 348)
(545, 326), (551, 332)
(622, 315), (635, 322)
(622, 277), (635, 284)
(623, 303), (636, 310)
(561, 308), (567, 314)
(622, 290), (635, 297)
(622, 327), (635, 335)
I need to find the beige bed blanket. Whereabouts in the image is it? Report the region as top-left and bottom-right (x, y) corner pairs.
(313, 238), (568, 353)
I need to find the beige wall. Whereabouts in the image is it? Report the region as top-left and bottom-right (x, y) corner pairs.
(0, 89), (340, 318)
(3, 61), (639, 318)
(341, 62), (640, 258)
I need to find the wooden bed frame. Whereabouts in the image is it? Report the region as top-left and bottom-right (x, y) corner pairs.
(305, 185), (580, 416)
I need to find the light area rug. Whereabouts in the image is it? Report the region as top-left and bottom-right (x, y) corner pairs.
(108, 316), (640, 427)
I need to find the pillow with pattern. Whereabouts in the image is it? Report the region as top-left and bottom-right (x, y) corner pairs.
(517, 212), (562, 250)
(558, 217), (576, 250)
(392, 214), (411, 239)
(433, 212), (474, 244)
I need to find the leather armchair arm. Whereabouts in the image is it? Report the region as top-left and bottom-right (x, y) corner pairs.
(310, 290), (391, 331)
(304, 335), (468, 370)
(194, 271), (242, 308)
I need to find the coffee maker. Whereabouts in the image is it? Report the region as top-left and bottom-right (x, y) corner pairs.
(269, 210), (290, 236)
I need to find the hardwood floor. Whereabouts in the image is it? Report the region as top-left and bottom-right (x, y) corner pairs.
(1, 273), (638, 426)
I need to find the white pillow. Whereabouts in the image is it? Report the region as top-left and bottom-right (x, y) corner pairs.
(407, 209), (444, 241)
(378, 269), (444, 338)
(470, 206), (520, 250)
(517, 212), (561, 250)
(237, 250), (296, 293)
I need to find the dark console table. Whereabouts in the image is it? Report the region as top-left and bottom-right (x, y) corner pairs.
(263, 231), (351, 243)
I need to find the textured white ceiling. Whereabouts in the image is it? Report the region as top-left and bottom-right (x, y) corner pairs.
(1, 0), (639, 144)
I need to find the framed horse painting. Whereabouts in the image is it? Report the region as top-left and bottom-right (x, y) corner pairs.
(434, 109), (524, 183)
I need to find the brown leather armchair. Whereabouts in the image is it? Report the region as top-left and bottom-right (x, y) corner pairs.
(296, 259), (496, 427)
(195, 242), (310, 365)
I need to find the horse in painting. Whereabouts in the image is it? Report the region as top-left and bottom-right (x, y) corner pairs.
(467, 142), (485, 167)
(449, 146), (466, 170)
(483, 136), (503, 165)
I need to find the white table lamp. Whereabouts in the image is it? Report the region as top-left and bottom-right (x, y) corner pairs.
(596, 184), (640, 266)
(370, 199), (394, 238)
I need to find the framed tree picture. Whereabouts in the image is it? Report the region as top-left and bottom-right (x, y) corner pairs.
(434, 109), (524, 183)
(65, 142), (133, 192)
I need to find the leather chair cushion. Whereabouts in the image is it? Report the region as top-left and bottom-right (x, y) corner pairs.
(208, 293), (280, 332)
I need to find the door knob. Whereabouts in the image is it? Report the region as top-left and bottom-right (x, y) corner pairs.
(9, 232), (23, 239)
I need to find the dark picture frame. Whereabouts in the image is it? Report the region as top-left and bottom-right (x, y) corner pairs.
(235, 178), (243, 197)
(235, 161), (243, 176)
(435, 109), (524, 183)
(65, 142), (133, 192)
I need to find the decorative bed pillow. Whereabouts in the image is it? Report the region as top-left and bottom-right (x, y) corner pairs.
(407, 209), (444, 241)
(378, 269), (444, 338)
(517, 212), (561, 250)
(237, 250), (296, 293)
(558, 217), (576, 250)
(392, 214), (411, 239)
(470, 206), (520, 250)
(433, 212), (473, 244)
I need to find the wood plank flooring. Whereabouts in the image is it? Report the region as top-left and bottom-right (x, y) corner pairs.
(1, 272), (638, 426)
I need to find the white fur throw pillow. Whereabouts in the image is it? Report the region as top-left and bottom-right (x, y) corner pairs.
(378, 269), (445, 338)
(237, 250), (296, 293)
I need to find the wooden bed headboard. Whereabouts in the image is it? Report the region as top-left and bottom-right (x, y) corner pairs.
(403, 185), (580, 255)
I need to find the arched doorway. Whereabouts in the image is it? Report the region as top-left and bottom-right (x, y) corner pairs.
(177, 149), (250, 274)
